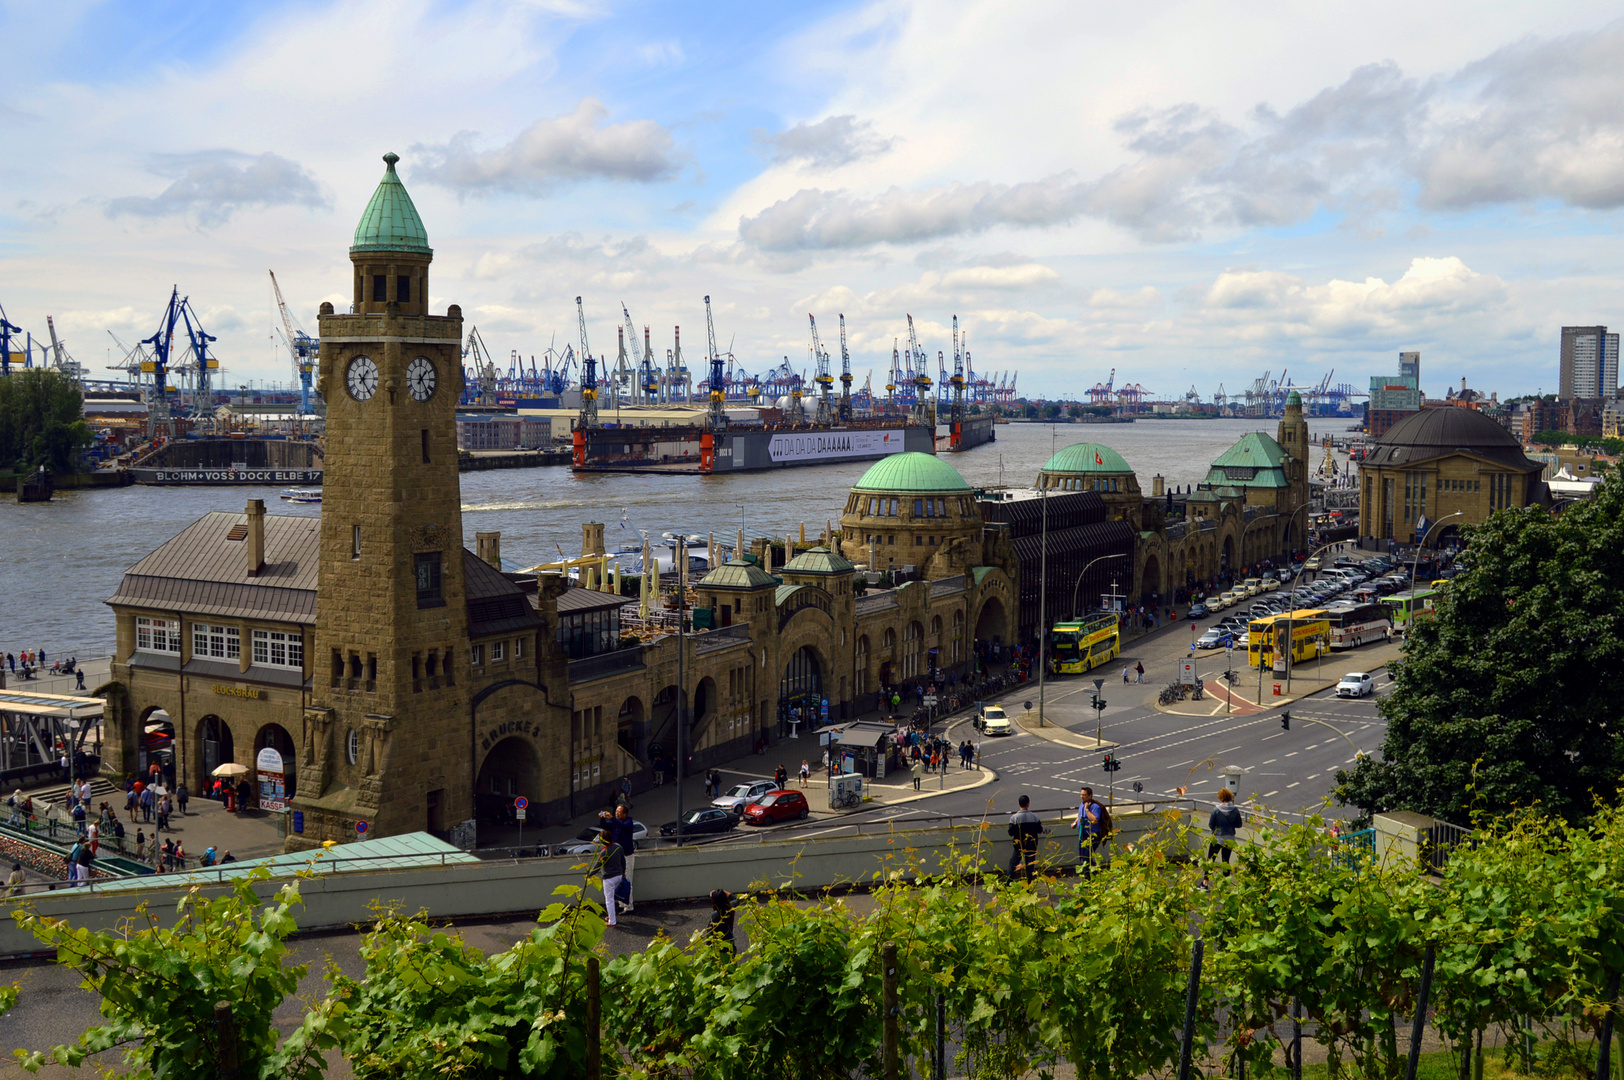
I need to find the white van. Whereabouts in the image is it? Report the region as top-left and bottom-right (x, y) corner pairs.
(975, 705), (1013, 736)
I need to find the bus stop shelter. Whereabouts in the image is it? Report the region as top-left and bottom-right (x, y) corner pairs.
(0, 689), (104, 787)
(825, 721), (894, 780)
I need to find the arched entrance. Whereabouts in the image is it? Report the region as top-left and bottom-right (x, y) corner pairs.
(693, 676), (718, 737)
(779, 646), (822, 730)
(649, 685), (688, 769)
(199, 715), (234, 785)
(475, 736), (543, 825)
(616, 696), (645, 758)
(253, 723), (297, 809)
(1142, 553), (1163, 602)
(974, 597), (1008, 645)
(140, 707), (175, 785)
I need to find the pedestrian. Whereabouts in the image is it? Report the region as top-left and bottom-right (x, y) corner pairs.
(75, 669), (85, 691)
(157, 795), (171, 832)
(139, 786), (154, 822)
(21, 796), (32, 833)
(798, 759), (811, 787)
(4, 863), (23, 898)
(201, 846), (216, 868)
(1073, 786), (1111, 874)
(86, 820), (99, 857)
(773, 764), (787, 788)
(1135, 661), (1144, 683)
(175, 781), (189, 816)
(1006, 795), (1045, 882)
(5, 653), (13, 674)
(653, 756), (664, 786)
(593, 825), (626, 928)
(973, 740), (982, 770)
(911, 758), (923, 791)
(1122, 665), (1130, 684)
(5, 789), (19, 828)
(706, 888), (736, 954)
(1204, 788), (1244, 885)
(66, 839), (84, 886)
(219, 850), (236, 864)
(610, 803), (638, 914)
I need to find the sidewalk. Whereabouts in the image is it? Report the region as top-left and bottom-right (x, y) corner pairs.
(1158, 639), (1404, 716)
(0, 656), (113, 697)
(493, 728), (997, 851)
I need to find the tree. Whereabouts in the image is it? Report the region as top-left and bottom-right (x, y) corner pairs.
(1336, 474), (1624, 826)
(0, 369), (91, 473)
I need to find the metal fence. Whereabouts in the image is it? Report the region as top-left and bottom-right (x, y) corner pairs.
(1422, 820), (1474, 873)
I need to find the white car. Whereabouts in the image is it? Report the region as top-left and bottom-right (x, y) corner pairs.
(713, 780), (780, 812)
(555, 820), (649, 855)
(975, 705), (1013, 735)
(1196, 629), (1230, 650)
(1336, 672), (1375, 698)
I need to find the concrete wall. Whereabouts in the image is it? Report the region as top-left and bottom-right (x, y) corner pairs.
(0, 808), (1185, 959)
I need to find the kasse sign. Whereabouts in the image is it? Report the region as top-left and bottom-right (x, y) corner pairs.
(768, 430), (897, 463)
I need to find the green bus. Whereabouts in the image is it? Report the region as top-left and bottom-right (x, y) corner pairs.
(1383, 589), (1438, 628)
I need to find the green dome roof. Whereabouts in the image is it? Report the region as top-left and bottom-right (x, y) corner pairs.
(351, 152), (432, 256)
(1040, 442), (1133, 475)
(1286, 390), (1302, 406)
(852, 452), (969, 494)
(782, 546), (854, 574)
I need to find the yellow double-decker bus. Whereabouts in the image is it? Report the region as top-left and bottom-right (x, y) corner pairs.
(1247, 609), (1330, 668)
(1051, 612), (1121, 675)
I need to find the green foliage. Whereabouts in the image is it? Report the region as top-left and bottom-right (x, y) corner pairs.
(0, 368), (92, 473)
(324, 885), (605, 1079)
(12, 869), (336, 1079)
(1337, 473), (1624, 825)
(1531, 430), (1624, 456)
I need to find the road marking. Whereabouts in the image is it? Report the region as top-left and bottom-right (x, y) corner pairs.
(1262, 732), (1286, 741)
(1263, 790), (1279, 797)
(1285, 751), (1299, 757)
(1287, 782), (1301, 789)
(1169, 759), (1195, 769)
(1308, 773), (1319, 780)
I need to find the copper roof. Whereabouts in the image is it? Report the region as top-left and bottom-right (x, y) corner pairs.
(107, 511), (319, 624)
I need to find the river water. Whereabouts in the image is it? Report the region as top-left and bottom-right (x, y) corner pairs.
(0, 417), (1349, 659)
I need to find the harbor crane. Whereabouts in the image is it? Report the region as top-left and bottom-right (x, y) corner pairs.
(577, 296), (598, 428)
(808, 314), (834, 424)
(703, 295), (727, 429)
(836, 314), (853, 420)
(905, 314), (933, 424)
(140, 287), (219, 433)
(949, 314), (965, 425)
(464, 327), (498, 406)
(622, 303), (658, 403)
(269, 271), (317, 416)
(0, 302), (20, 377)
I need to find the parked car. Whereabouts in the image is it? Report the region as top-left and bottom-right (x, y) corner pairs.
(1336, 672), (1375, 698)
(1242, 578), (1262, 596)
(557, 820), (649, 854)
(1260, 577), (1281, 591)
(713, 780), (781, 812)
(975, 705), (1013, 736)
(1305, 556), (1323, 571)
(743, 789), (812, 825)
(1186, 602), (1210, 619)
(1196, 628), (1231, 650)
(1208, 593), (1230, 611)
(660, 807), (741, 837)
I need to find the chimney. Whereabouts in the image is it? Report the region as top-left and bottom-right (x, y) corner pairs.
(246, 499), (265, 576)
(581, 521), (605, 557)
(1152, 474), (1165, 497)
(476, 531), (501, 569)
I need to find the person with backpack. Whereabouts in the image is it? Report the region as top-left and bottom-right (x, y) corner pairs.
(1006, 795), (1046, 882)
(592, 824), (626, 928)
(1204, 788), (1245, 885)
(1073, 786), (1112, 875)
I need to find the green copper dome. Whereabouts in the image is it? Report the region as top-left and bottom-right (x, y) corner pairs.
(1286, 390), (1302, 407)
(852, 452), (970, 494)
(351, 152), (432, 256)
(1040, 442), (1133, 476)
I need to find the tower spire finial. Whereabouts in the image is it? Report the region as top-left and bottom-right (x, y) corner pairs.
(383, 151), (400, 170)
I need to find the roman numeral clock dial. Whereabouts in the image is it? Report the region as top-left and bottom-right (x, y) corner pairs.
(346, 355), (379, 401)
(407, 356), (437, 402)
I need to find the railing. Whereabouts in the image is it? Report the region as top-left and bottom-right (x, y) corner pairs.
(1331, 827), (1376, 871)
(566, 647), (646, 683)
(1421, 820), (1473, 873)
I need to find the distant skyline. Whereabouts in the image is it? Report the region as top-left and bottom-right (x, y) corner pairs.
(4, 1), (1624, 400)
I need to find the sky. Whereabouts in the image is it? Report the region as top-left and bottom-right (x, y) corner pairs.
(4, 0), (1624, 402)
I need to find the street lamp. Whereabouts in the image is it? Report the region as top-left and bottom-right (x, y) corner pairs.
(1278, 538), (1349, 697)
(1408, 511), (1465, 594)
(1072, 553), (1128, 618)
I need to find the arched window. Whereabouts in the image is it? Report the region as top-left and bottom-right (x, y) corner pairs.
(902, 621), (924, 678)
(855, 635), (870, 696)
(883, 627), (896, 652)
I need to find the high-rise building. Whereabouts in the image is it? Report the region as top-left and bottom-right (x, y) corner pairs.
(1367, 351), (1423, 439)
(1559, 326), (1618, 400)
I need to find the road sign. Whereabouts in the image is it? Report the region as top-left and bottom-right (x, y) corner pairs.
(355, 820), (368, 835)
(514, 796), (528, 810)
(1180, 660), (1197, 685)
(922, 695), (938, 707)
(516, 808), (527, 821)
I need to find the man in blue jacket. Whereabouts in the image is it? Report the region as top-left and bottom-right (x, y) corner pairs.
(608, 803), (638, 914)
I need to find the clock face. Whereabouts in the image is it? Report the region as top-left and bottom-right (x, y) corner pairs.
(346, 356), (379, 401)
(407, 356), (437, 402)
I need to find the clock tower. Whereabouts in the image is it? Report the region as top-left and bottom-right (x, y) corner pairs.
(290, 152), (474, 848)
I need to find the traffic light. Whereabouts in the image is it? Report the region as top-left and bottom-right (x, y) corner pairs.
(1280, 710), (1291, 731)
(1102, 753), (1122, 773)
(1089, 694), (1099, 709)
(1095, 697), (1107, 710)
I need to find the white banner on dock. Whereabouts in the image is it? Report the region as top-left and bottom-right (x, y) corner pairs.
(767, 430), (900, 463)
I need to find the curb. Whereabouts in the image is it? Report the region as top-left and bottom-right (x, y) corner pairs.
(1012, 713), (1118, 752)
(1159, 655), (1398, 715)
(862, 764), (999, 809)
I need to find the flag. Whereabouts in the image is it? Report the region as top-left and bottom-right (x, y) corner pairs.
(1095, 451), (1103, 465)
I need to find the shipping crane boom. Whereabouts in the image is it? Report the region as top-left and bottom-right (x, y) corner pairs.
(577, 296), (598, 428)
(837, 313), (853, 420)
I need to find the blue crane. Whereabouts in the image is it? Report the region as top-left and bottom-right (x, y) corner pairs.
(141, 286), (218, 417)
(577, 296), (598, 428)
(269, 271), (317, 416)
(704, 295), (727, 430)
(0, 301), (21, 377)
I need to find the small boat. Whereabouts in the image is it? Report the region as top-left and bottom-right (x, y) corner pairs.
(286, 489), (322, 504)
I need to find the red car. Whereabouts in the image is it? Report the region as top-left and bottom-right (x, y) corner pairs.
(743, 789), (811, 825)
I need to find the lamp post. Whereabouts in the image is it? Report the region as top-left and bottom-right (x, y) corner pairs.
(1281, 538), (1347, 695)
(1072, 553), (1128, 618)
(1408, 511), (1465, 595)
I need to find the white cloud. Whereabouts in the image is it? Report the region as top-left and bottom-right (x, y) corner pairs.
(755, 115), (896, 169)
(106, 152), (327, 227)
(413, 99), (678, 195)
